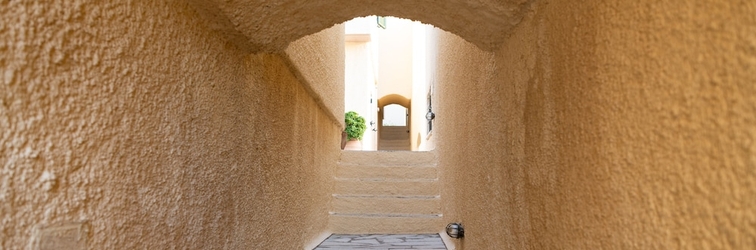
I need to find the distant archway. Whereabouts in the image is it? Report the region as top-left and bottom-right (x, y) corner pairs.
(376, 94), (411, 150)
(377, 94), (411, 126)
(377, 94), (410, 108)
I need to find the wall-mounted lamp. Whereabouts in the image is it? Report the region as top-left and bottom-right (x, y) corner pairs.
(446, 223), (464, 238)
(425, 108), (435, 121)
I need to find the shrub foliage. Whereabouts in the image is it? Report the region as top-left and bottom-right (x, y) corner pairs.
(345, 111), (367, 140)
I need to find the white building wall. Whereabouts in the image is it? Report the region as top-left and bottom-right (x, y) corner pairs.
(420, 26), (439, 151)
(376, 18), (413, 100)
(344, 16), (381, 150)
(410, 21), (427, 151)
(409, 22), (440, 151)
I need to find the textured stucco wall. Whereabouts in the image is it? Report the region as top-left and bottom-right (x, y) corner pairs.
(285, 24), (345, 128)
(436, 1), (756, 249)
(190, 0), (536, 51)
(1, 1), (339, 249)
(4, 0), (755, 249)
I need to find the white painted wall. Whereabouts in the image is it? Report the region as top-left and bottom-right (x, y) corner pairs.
(411, 25), (439, 151)
(376, 18), (413, 100)
(345, 16), (373, 35)
(344, 17), (379, 150)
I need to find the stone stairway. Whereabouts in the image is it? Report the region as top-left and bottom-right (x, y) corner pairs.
(378, 126), (410, 151)
(329, 151), (442, 233)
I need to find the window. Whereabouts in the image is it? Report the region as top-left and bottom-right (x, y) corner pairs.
(377, 16), (387, 29)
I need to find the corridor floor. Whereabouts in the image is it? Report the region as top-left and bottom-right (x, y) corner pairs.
(313, 234), (447, 249)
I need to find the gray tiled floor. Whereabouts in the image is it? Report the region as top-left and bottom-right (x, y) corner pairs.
(314, 234), (447, 249)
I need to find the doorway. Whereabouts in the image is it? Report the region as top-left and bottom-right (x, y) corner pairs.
(378, 103), (411, 150)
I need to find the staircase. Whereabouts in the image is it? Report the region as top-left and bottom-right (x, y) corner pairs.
(329, 151), (442, 233)
(378, 126), (411, 151)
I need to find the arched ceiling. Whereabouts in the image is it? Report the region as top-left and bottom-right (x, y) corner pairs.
(378, 94), (411, 108)
(188, 0), (536, 52)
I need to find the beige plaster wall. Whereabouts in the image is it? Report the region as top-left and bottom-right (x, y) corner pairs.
(285, 24), (346, 128)
(436, 1), (756, 249)
(4, 0), (755, 249)
(1, 1), (339, 249)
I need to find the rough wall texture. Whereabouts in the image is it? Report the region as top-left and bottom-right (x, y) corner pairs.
(285, 24), (345, 128)
(190, 0), (535, 51)
(436, 0), (756, 249)
(1, 1), (340, 249)
(3, 0), (756, 249)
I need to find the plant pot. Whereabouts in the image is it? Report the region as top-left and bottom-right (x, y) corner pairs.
(344, 139), (362, 151)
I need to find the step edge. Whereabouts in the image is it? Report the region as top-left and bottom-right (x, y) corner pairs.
(334, 177), (439, 182)
(338, 161), (437, 166)
(332, 194), (441, 199)
(329, 212), (443, 218)
(336, 163), (438, 168)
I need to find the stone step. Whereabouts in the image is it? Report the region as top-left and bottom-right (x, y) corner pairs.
(331, 195), (441, 214)
(381, 128), (409, 132)
(378, 145), (410, 150)
(380, 135), (409, 140)
(329, 213), (443, 234)
(339, 151), (436, 166)
(378, 139), (411, 146)
(377, 145), (411, 151)
(336, 164), (437, 179)
(380, 126), (409, 139)
(334, 178), (438, 196)
(381, 135), (409, 140)
(381, 126), (408, 132)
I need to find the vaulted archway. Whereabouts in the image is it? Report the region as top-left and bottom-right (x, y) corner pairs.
(188, 0), (535, 52)
(4, 1), (753, 250)
(376, 94), (412, 150)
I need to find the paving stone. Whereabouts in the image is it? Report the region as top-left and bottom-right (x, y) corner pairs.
(314, 234), (447, 250)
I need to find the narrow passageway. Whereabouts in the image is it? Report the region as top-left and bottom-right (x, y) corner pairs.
(4, 1), (754, 249)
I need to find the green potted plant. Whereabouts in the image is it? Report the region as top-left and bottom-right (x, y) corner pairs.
(343, 111), (367, 150)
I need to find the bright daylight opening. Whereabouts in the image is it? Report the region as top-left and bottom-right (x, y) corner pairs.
(382, 104), (407, 126)
(343, 16), (436, 152)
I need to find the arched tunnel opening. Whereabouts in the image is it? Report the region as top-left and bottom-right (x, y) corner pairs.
(2, 1), (755, 249)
